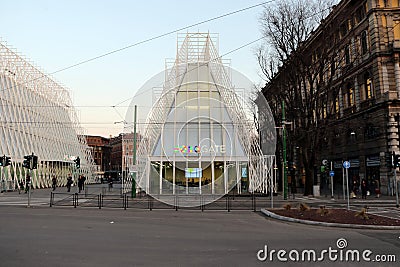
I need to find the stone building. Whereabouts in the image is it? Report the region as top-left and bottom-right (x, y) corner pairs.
(261, 0), (400, 195)
(85, 135), (111, 178)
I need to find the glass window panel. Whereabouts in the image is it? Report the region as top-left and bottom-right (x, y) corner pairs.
(187, 122), (199, 145)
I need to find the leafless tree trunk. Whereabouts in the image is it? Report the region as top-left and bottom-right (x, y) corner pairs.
(257, 0), (343, 195)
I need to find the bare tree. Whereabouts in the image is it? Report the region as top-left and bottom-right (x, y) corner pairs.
(257, 0), (357, 195)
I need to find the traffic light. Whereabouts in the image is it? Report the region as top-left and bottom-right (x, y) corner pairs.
(386, 152), (393, 169)
(4, 156), (11, 166)
(32, 155), (38, 169)
(393, 152), (400, 168)
(22, 155), (32, 169)
(0, 155), (4, 167)
(74, 156), (80, 169)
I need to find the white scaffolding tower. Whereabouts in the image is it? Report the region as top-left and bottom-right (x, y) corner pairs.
(136, 33), (274, 194)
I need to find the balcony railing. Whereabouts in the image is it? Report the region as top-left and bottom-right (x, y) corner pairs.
(359, 98), (376, 110)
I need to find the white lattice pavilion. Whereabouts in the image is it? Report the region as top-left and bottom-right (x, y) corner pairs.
(135, 33), (275, 201)
(0, 39), (95, 190)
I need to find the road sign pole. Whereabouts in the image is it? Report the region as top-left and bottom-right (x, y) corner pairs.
(342, 162), (345, 200)
(343, 161), (350, 210)
(345, 167), (349, 210)
(395, 168), (399, 208)
(330, 161), (334, 199)
(282, 101), (288, 200)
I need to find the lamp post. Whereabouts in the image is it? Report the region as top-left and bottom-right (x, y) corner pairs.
(132, 105), (137, 198)
(282, 101), (288, 200)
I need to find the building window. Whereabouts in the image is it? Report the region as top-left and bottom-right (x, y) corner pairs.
(364, 72), (373, 99)
(378, 0), (388, 7)
(330, 57), (336, 77)
(361, 31), (368, 54)
(394, 20), (400, 40)
(340, 23), (348, 38)
(355, 5), (366, 23)
(346, 83), (354, 107)
(335, 96), (340, 114)
(345, 45), (351, 65)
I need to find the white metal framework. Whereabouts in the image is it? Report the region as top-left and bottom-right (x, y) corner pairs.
(136, 33), (274, 197)
(0, 39), (95, 191)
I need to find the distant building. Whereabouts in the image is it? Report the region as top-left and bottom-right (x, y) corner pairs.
(108, 133), (141, 179)
(85, 135), (111, 178)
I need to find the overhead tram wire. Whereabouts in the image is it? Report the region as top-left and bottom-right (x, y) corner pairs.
(3, 1), (362, 130)
(0, 36), (268, 112)
(109, 3), (341, 109)
(0, 0), (275, 94)
(111, 36), (267, 108)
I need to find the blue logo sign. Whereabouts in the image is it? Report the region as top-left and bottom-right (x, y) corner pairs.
(329, 170), (335, 177)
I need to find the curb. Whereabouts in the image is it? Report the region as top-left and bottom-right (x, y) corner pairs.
(261, 208), (400, 230)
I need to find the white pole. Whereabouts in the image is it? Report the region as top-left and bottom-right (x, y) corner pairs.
(330, 161), (334, 199)
(122, 155), (125, 194)
(395, 168), (399, 208)
(342, 163), (345, 200)
(270, 161), (274, 209)
(346, 167), (350, 210)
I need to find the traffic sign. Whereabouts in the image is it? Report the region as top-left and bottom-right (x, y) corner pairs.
(329, 170), (335, 177)
(343, 161), (350, 169)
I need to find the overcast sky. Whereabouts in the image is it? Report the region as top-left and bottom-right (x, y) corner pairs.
(1, 0), (271, 137)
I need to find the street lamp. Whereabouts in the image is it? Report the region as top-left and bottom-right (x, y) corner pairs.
(281, 101), (292, 200)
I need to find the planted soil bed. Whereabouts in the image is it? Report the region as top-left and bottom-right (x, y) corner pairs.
(271, 208), (400, 226)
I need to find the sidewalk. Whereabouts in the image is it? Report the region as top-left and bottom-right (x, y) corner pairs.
(0, 183), (113, 207)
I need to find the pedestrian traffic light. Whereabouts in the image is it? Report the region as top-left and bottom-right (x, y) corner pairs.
(4, 156), (11, 166)
(22, 155), (32, 169)
(32, 155), (38, 169)
(74, 156), (80, 169)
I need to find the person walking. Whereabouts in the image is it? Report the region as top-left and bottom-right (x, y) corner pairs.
(351, 180), (358, 198)
(373, 179), (381, 198)
(52, 175), (57, 191)
(81, 175), (86, 190)
(361, 179), (368, 199)
(78, 175), (83, 193)
(66, 174), (73, 192)
(18, 180), (24, 194)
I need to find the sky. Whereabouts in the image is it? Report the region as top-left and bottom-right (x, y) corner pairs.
(0, 0), (271, 138)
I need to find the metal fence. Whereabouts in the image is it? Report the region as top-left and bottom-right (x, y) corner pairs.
(49, 192), (271, 211)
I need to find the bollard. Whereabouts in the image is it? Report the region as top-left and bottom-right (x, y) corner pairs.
(253, 193), (257, 212)
(123, 194), (127, 210)
(50, 192), (53, 207)
(227, 194), (230, 212)
(98, 194), (102, 209)
(251, 193), (255, 211)
(149, 196), (153, 211)
(74, 193), (78, 208)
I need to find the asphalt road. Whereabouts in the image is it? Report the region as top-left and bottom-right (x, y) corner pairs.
(0, 207), (399, 267)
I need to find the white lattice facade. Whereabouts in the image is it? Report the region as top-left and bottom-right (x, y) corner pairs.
(0, 40), (95, 191)
(136, 33), (275, 200)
